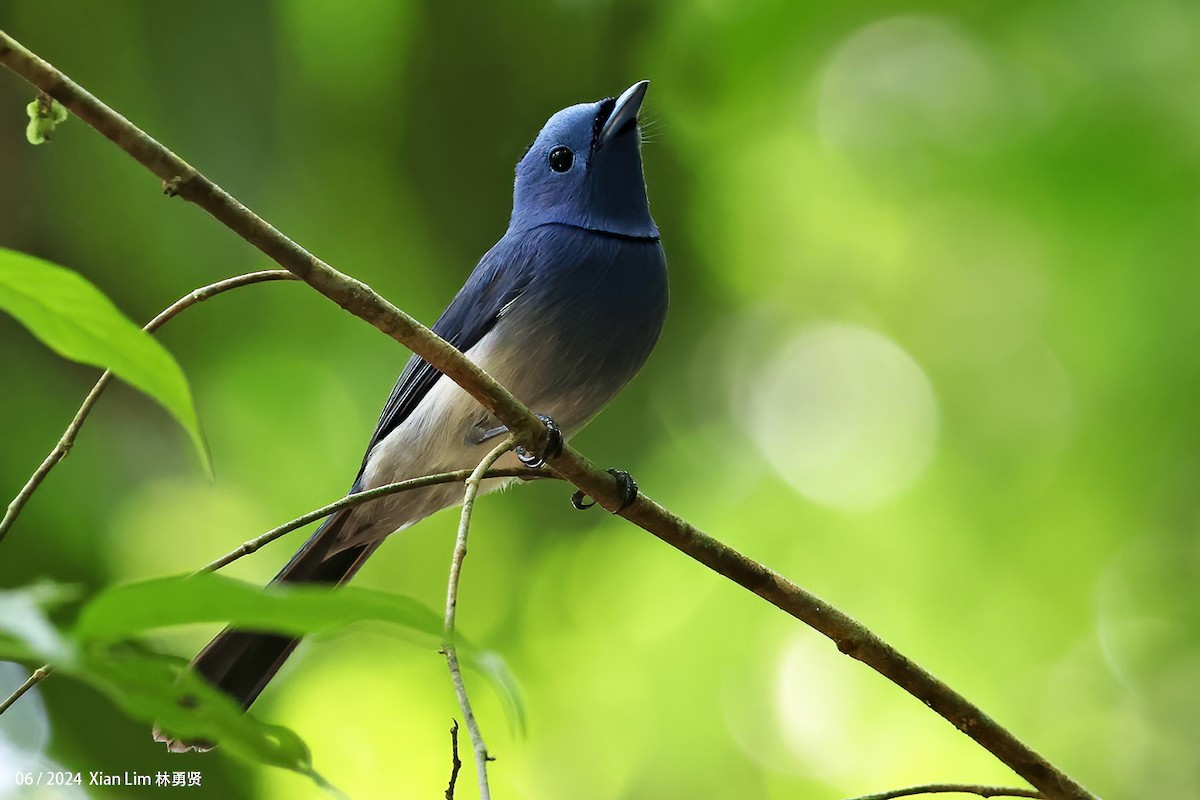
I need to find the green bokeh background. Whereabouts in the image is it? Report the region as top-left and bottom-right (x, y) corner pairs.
(1, 2), (1197, 798)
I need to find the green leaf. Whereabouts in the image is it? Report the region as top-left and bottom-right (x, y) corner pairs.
(0, 248), (207, 470)
(68, 574), (439, 787)
(79, 644), (323, 777)
(73, 573), (444, 642)
(2, 576), (513, 794)
(0, 579), (333, 789)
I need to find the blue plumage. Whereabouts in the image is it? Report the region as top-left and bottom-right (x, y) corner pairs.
(366, 223), (666, 465)
(160, 82), (668, 743)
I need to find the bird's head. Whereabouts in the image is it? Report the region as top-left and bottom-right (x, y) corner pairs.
(510, 81), (658, 240)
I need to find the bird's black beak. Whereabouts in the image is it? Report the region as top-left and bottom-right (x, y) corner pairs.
(598, 80), (649, 148)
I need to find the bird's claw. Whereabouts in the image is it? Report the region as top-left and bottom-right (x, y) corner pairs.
(516, 414), (562, 469)
(609, 469), (638, 511)
(570, 468), (638, 513)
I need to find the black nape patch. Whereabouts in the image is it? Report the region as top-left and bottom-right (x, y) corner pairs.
(590, 96), (617, 151)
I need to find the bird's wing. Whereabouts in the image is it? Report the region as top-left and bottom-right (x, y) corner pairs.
(356, 236), (535, 472)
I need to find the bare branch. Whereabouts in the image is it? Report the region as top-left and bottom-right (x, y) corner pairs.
(445, 719), (463, 800)
(0, 269), (296, 545)
(0, 664), (53, 715)
(0, 31), (1097, 800)
(195, 466), (549, 574)
(442, 437), (513, 800)
(845, 784), (1043, 800)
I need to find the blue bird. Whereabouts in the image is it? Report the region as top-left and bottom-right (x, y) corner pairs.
(158, 81), (668, 748)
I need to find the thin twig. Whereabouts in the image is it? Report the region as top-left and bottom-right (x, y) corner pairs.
(445, 719), (462, 800)
(195, 466), (549, 574)
(0, 664), (53, 715)
(845, 784), (1043, 800)
(0, 32), (1097, 800)
(442, 437), (513, 800)
(0, 270), (296, 545)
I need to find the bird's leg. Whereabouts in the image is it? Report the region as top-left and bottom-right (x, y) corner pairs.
(472, 414), (563, 470)
(571, 469), (638, 513)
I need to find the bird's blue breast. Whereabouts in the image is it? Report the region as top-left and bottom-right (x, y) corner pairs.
(482, 222), (668, 426)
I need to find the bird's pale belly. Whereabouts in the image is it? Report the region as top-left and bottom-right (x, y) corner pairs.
(343, 319), (611, 548)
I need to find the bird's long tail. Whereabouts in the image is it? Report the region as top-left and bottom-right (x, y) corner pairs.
(156, 508), (378, 750)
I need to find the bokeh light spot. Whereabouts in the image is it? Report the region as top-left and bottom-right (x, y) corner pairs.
(742, 323), (938, 510)
(817, 15), (1035, 155)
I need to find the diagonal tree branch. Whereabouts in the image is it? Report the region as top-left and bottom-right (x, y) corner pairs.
(0, 29), (1095, 800)
(442, 436), (514, 800)
(0, 269), (297, 544)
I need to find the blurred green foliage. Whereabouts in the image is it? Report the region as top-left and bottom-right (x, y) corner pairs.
(1, 1), (1197, 798)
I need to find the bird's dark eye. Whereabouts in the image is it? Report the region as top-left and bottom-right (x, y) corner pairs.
(548, 146), (574, 173)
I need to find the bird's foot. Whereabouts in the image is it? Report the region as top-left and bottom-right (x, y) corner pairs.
(571, 469), (638, 513)
(516, 414), (563, 469)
